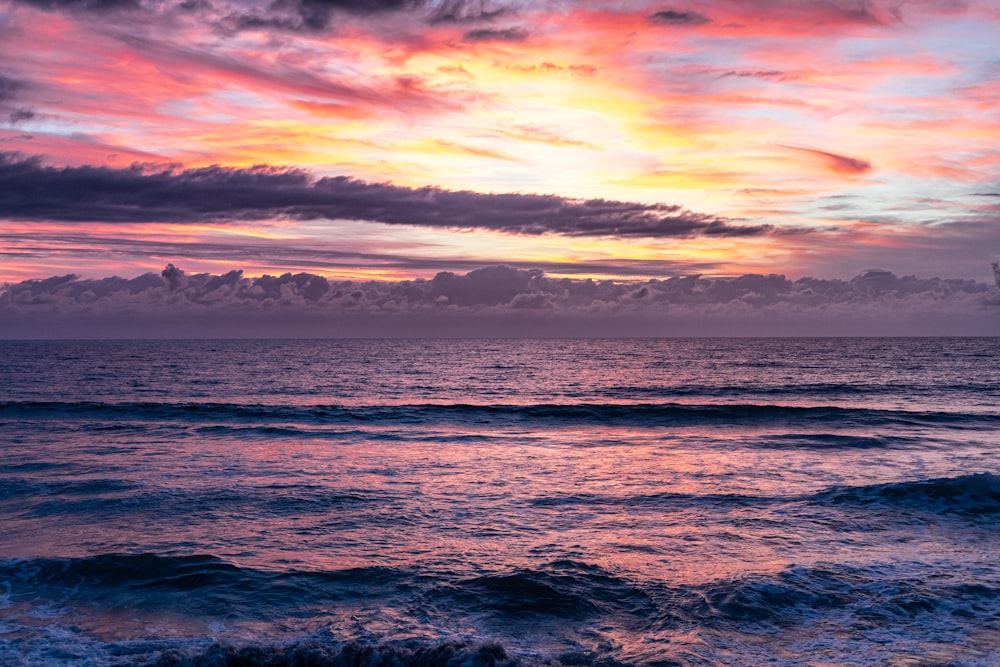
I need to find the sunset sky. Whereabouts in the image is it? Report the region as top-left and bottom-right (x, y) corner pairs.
(1, 0), (999, 335)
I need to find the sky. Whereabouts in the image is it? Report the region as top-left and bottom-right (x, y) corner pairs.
(1, 0), (999, 336)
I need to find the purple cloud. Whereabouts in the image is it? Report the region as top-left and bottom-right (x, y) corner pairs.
(0, 152), (772, 239)
(463, 27), (530, 42)
(430, 0), (514, 24)
(648, 9), (711, 26)
(0, 74), (36, 125)
(221, 0), (426, 32)
(2, 265), (997, 338)
(11, 0), (138, 11)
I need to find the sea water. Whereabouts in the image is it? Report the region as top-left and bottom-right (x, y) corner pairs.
(0, 338), (998, 666)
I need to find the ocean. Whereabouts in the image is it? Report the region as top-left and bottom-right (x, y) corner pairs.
(1, 337), (998, 666)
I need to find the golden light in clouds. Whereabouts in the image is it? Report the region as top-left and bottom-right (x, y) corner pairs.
(0, 0), (998, 282)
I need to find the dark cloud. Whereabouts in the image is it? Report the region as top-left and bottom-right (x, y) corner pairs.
(0, 76), (24, 103)
(222, 11), (310, 33)
(430, 0), (515, 24)
(218, 0), (427, 32)
(9, 0), (518, 34)
(161, 262), (188, 291)
(463, 27), (529, 42)
(648, 9), (711, 26)
(294, 0), (420, 12)
(272, 0), (425, 30)
(0, 75), (36, 126)
(8, 109), (35, 124)
(2, 265), (997, 338)
(430, 264), (538, 306)
(11, 0), (139, 11)
(818, 0), (894, 25)
(229, 0), (525, 34)
(0, 152), (772, 239)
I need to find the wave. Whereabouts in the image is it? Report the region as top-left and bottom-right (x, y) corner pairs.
(3, 554), (998, 666)
(7, 553), (995, 627)
(528, 490), (766, 510)
(148, 640), (520, 667)
(2, 400), (997, 430)
(8, 469), (997, 530)
(1, 555), (656, 626)
(743, 432), (929, 449)
(13, 474), (996, 524)
(444, 560), (656, 622)
(664, 563), (1000, 631)
(0, 554), (414, 620)
(593, 381), (1000, 400)
(526, 473), (1000, 519)
(812, 472), (1000, 515)
(10, 481), (391, 522)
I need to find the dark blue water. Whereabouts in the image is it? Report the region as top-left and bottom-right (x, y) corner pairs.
(1, 338), (999, 666)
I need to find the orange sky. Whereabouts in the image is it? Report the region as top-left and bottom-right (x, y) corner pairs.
(1, 0), (998, 283)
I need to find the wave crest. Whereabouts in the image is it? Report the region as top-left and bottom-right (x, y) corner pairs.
(814, 473), (1000, 515)
(3, 400), (997, 430)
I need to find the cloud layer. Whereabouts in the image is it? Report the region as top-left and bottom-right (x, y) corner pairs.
(3, 265), (997, 338)
(0, 152), (771, 238)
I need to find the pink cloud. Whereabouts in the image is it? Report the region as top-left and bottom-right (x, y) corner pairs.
(781, 145), (872, 175)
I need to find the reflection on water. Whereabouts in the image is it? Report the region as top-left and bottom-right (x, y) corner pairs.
(1, 338), (999, 666)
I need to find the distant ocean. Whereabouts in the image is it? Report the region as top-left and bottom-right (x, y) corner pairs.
(1, 338), (999, 666)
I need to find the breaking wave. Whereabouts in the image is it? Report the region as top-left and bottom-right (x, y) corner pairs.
(3, 553), (999, 666)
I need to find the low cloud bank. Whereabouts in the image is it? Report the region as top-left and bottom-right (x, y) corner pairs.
(2, 265), (998, 338)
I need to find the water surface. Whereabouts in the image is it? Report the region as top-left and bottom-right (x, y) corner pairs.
(1, 338), (998, 665)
